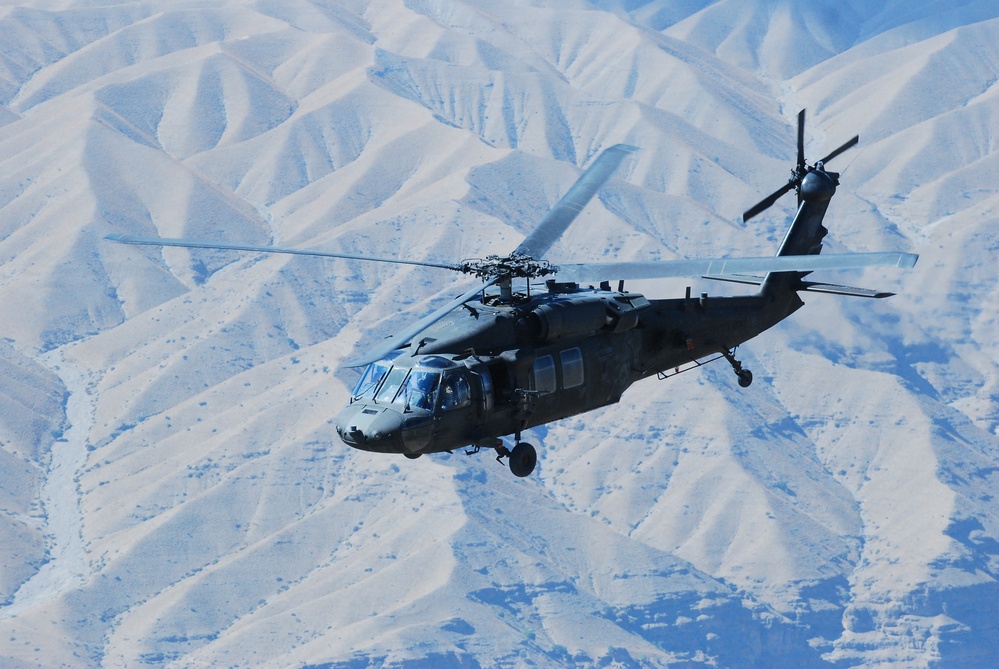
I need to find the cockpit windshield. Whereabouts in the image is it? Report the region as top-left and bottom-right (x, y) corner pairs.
(354, 361), (441, 412)
(352, 361), (390, 401)
(375, 367), (409, 404)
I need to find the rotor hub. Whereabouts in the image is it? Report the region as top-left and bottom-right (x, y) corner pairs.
(459, 254), (559, 281)
(799, 167), (839, 202)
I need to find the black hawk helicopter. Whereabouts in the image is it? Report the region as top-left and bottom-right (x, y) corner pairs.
(107, 110), (916, 478)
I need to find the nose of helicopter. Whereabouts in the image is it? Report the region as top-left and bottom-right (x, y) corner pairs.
(335, 404), (407, 453)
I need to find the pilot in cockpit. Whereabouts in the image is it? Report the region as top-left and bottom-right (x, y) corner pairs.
(439, 373), (471, 411)
(402, 369), (439, 412)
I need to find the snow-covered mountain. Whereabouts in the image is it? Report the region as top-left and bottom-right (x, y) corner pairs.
(1, 1), (997, 667)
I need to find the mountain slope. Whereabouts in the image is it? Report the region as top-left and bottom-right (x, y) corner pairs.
(0, 1), (996, 667)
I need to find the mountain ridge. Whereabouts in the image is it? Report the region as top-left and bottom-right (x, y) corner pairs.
(0, 1), (996, 667)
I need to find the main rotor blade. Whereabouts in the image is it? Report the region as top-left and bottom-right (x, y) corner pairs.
(742, 181), (796, 222)
(105, 233), (463, 272)
(556, 252), (918, 283)
(343, 277), (500, 368)
(513, 144), (638, 259)
(818, 135), (859, 165)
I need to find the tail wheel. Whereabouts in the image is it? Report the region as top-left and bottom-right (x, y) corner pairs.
(509, 442), (537, 478)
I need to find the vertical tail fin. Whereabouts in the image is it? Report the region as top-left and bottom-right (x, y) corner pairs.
(742, 110), (858, 297)
(759, 165), (838, 296)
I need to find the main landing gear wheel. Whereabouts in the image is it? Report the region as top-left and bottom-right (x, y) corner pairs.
(721, 347), (753, 388)
(509, 442), (537, 478)
(403, 452), (422, 460)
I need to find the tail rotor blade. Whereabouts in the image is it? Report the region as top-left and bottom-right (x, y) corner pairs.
(742, 109), (806, 222)
(796, 109), (806, 172)
(743, 181), (795, 223)
(818, 135), (860, 165)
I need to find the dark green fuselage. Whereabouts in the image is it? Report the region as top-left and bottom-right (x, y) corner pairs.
(335, 167), (835, 457)
(335, 281), (802, 456)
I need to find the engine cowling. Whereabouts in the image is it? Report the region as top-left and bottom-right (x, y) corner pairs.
(527, 299), (607, 341)
(516, 294), (647, 343)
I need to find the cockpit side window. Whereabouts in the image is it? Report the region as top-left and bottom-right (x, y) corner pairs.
(401, 370), (440, 412)
(352, 362), (390, 401)
(440, 372), (472, 411)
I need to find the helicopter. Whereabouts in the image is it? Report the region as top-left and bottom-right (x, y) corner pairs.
(106, 110), (917, 478)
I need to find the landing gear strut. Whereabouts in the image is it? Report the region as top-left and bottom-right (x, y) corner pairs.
(722, 348), (753, 388)
(467, 436), (538, 477)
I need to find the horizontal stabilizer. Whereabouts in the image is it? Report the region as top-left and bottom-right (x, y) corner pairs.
(798, 281), (895, 299)
(702, 274), (765, 286)
(703, 274), (896, 298)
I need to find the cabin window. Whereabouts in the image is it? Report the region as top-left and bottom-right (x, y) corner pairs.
(560, 347), (584, 389)
(530, 355), (556, 394)
(440, 373), (472, 411)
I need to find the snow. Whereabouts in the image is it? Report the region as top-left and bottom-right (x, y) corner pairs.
(0, 351), (93, 620)
(1, 1), (998, 667)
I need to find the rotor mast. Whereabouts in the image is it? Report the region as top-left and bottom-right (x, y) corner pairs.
(458, 254), (559, 302)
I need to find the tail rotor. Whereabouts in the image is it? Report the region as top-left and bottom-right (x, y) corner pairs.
(742, 110), (858, 223)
